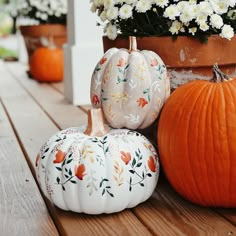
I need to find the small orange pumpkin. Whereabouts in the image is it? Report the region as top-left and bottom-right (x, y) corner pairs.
(29, 38), (63, 82)
(158, 64), (236, 207)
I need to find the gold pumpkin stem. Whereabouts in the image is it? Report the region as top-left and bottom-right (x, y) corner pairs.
(129, 36), (137, 52)
(211, 64), (230, 83)
(84, 108), (109, 137)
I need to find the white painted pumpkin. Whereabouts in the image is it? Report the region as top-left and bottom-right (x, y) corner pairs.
(36, 109), (159, 214)
(90, 36), (170, 129)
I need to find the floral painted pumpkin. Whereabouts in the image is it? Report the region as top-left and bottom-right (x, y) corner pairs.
(90, 36), (170, 129)
(158, 64), (236, 207)
(36, 108), (159, 214)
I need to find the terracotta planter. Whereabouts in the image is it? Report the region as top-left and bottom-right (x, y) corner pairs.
(103, 35), (236, 90)
(20, 24), (67, 59)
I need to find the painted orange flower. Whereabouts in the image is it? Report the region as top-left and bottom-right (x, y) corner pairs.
(100, 57), (107, 65)
(35, 153), (40, 167)
(148, 156), (156, 172)
(150, 58), (158, 67)
(92, 94), (100, 105)
(137, 98), (148, 108)
(117, 58), (126, 67)
(74, 164), (86, 180)
(120, 151), (131, 165)
(53, 150), (66, 164)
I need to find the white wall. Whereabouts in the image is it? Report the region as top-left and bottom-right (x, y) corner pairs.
(64, 0), (104, 105)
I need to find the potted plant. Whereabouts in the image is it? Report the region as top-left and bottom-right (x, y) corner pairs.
(90, 0), (236, 89)
(17, 0), (67, 58)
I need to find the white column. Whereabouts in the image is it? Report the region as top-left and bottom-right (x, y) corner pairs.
(64, 0), (103, 105)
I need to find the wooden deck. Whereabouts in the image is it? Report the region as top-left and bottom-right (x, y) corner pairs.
(0, 61), (236, 236)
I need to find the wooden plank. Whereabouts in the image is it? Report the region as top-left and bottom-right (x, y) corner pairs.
(5, 62), (236, 235)
(0, 102), (58, 236)
(1, 62), (153, 236)
(133, 179), (236, 235)
(217, 209), (236, 226)
(51, 82), (64, 94)
(6, 63), (87, 129)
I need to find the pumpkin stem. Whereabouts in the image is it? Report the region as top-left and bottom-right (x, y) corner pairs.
(129, 36), (137, 52)
(211, 64), (230, 83)
(84, 108), (109, 137)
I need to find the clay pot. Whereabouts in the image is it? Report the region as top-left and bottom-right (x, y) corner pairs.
(103, 35), (236, 90)
(20, 24), (67, 59)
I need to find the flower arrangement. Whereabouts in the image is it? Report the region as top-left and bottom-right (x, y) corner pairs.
(16, 0), (67, 24)
(90, 0), (236, 41)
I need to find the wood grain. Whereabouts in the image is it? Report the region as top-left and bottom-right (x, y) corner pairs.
(0, 101), (58, 235)
(1, 62), (153, 236)
(3, 62), (236, 236)
(6, 63), (88, 129)
(133, 180), (236, 235)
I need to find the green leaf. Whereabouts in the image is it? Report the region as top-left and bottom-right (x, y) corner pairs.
(56, 167), (62, 171)
(137, 163), (142, 168)
(68, 153), (73, 158)
(62, 185), (66, 191)
(132, 158), (136, 167)
(105, 146), (109, 153)
(44, 148), (49, 153)
(147, 173), (152, 177)
(125, 64), (130, 70)
(107, 191), (114, 198)
(102, 189), (106, 196)
(66, 159), (73, 164)
(56, 177), (60, 184)
(69, 168), (72, 176)
(129, 170), (135, 174)
(139, 183), (144, 187)
(70, 180), (77, 184)
(64, 174), (69, 178)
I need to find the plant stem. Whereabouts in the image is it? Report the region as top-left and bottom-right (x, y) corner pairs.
(211, 64), (230, 82)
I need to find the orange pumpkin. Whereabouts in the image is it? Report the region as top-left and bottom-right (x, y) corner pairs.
(29, 43), (63, 82)
(158, 64), (236, 207)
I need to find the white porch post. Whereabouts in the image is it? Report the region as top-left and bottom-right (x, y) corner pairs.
(64, 0), (103, 105)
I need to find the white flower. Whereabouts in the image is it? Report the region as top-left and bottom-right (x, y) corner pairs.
(209, 0), (229, 15)
(135, 0), (152, 13)
(119, 4), (133, 19)
(210, 14), (223, 29)
(169, 20), (182, 34)
(153, 0), (169, 8)
(228, 0), (236, 7)
(195, 14), (208, 26)
(100, 10), (107, 22)
(220, 24), (234, 40)
(164, 5), (180, 20)
(105, 23), (118, 40)
(198, 1), (214, 16)
(104, 0), (114, 9)
(106, 7), (119, 20)
(189, 27), (197, 35)
(199, 22), (210, 31)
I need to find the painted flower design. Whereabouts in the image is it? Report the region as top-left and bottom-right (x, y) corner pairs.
(53, 150), (66, 164)
(35, 153), (40, 167)
(74, 164), (86, 180)
(150, 58), (159, 67)
(117, 58), (126, 67)
(92, 94), (100, 105)
(148, 156), (156, 172)
(137, 98), (148, 108)
(120, 151), (131, 165)
(100, 57), (107, 65)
